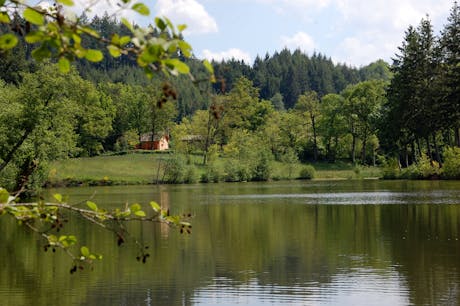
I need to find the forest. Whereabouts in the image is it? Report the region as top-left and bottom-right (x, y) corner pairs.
(0, 2), (460, 192)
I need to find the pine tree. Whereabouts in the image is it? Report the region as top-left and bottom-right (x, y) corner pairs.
(440, 2), (460, 145)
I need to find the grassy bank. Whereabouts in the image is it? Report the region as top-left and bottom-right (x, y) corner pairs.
(47, 152), (382, 187)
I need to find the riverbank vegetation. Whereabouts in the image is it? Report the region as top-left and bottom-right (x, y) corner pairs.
(1, 3), (460, 194)
(47, 152), (382, 186)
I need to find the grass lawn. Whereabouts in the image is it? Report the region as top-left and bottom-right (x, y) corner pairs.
(49, 153), (162, 185)
(48, 152), (382, 186)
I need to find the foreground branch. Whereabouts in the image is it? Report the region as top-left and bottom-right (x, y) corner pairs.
(0, 187), (192, 273)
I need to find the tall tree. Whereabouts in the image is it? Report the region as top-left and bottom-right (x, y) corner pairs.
(440, 2), (460, 146)
(342, 81), (386, 164)
(385, 17), (441, 163)
(295, 91), (321, 161)
(318, 94), (347, 161)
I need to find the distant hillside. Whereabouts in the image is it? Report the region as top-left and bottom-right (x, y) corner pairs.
(0, 14), (391, 118)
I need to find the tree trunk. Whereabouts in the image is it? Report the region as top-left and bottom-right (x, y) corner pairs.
(456, 127), (460, 147)
(404, 145), (409, 168)
(432, 133), (442, 166)
(361, 137), (367, 165)
(425, 136), (432, 160)
(416, 137), (422, 160)
(0, 129), (33, 173)
(312, 115), (318, 161)
(351, 134), (356, 164)
(0, 95), (53, 173)
(333, 136), (339, 162)
(326, 138), (331, 162)
(411, 141), (417, 165)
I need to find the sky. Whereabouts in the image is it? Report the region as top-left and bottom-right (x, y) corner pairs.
(72, 0), (455, 67)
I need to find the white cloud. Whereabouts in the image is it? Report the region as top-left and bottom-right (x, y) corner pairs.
(334, 30), (401, 66)
(155, 0), (218, 35)
(281, 32), (316, 53)
(334, 0), (452, 31)
(257, 0), (331, 10)
(326, 0), (453, 66)
(202, 48), (252, 63)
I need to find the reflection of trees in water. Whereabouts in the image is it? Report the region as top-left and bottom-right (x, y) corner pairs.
(2, 184), (460, 305)
(380, 204), (460, 305)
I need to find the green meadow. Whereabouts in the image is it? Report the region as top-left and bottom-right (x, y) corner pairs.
(48, 152), (382, 187)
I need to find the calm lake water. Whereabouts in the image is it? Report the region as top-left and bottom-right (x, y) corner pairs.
(1, 180), (460, 305)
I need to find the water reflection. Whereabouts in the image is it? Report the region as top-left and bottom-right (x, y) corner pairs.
(1, 180), (460, 305)
(193, 267), (409, 306)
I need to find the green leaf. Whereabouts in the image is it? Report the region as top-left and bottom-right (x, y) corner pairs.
(86, 201), (98, 212)
(80, 246), (90, 257)
(23, 8), (45, 26)
(67, 235), (77, 244)
(164, 59), (190, 74)
(59, 235), (68, 242)
(0, 188), (9, 204)
(130, 203), (141, 212)
(74, 46), (86, 58)
(203, 59), (214, 74)
(72, 33), (81, 44)
(0, 12), (10, 23)
(134, 210), (146, 217)
(178, 41), (192, 58)
(31, 45), (51, 61)
(119, 36), (131, 45)
(150, 201), (161, 212)
(85, 49), (103, 62)
(203, 60), (216, 83)
(48, 235), (58, 243)
(58, 57), (70, 73)
(53, 193), (63, 203)
(80, 26), (100, 38)
(121, 18), (134, 32)
(155, 17), (167, 31)
(0, 34), (18, 50)
(107, 45), (121, 57)
(56, 0), (74, 6)
(132, 3), (150, 16)
(25, 31), (45, 43)
(177, 24), (187, 32)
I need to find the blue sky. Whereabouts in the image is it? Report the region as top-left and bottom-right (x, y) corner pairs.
(153, 0), (454, 67)
(73, 0), (455, 67)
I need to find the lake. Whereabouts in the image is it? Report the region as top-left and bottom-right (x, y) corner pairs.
(1, 180), (460, 305)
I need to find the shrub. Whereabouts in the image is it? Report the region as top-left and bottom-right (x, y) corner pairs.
(382, 157), (400, 179)
(280, 148), (299, 179)
(183, 165), (198, 184)
(252, 151), (272, 181)
(223, 159), (251, 182)
(163, 154), (186, 183)
(400, 153), (441, 179)
(223, 159), (241, 182)
(201, 163), (221, 183)
(299, 165), (315, 179)
(400, 164), (421, 179)
(114, 130), (139, 152)
(442, 147), (460, 179)
(418, 153), (441, 179)
(353, 165), (362, 177)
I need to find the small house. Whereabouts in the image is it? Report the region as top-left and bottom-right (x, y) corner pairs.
(137, 133), (169, 151)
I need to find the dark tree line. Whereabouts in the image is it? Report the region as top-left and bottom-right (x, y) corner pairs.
(212, 51), (391, 109)
(382, 2), (460, 166)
